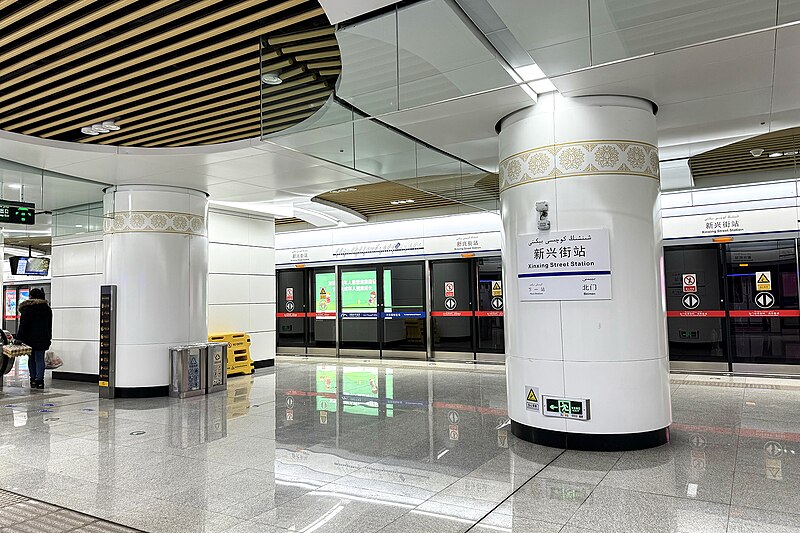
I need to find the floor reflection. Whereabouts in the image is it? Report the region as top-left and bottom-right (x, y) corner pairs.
(2, 359), (800, 533)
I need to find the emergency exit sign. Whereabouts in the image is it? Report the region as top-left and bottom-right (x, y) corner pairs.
(542, 396), (590, 420)
(0, 200), (35, 225)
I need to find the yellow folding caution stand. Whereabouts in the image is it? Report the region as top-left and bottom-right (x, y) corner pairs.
(208, 332), (254, 376)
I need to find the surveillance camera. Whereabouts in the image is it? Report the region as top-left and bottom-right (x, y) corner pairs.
(750, 149), (764, 157)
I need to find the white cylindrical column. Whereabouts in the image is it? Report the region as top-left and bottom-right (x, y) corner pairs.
(103, 185), (208, 392)
(499, 94), (671, 450)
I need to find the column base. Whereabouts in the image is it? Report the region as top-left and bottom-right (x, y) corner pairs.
(511, 420), (670, 451)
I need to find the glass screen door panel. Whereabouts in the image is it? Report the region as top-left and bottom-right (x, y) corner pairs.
(276, 269), (307, 347)
(726, 240), (800, 365)
(664, 246), (727, 363)
(382, 262), (426, 355)
(309, 268), (336, 349)
(430, 260), (474, 356)
(339, 267), (381, 354)
(476, 257), (504, 356)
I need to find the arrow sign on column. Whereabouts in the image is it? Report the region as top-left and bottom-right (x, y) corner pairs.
(682, 293), (700, 309)
(755, 292), (775, 309)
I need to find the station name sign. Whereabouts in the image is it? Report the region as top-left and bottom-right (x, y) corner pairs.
(517, 229), (611, 300)
(0, 200), (35, 225)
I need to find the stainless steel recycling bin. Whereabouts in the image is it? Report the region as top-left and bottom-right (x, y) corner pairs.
(170, 345), (206, 399)
(205, 342), (228, 394)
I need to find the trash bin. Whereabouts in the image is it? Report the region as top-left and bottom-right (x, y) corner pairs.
(170, 345), (206, 399)
(205, 342), (228, 394)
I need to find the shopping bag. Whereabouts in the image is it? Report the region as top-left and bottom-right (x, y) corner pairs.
(45, 350), (63, 369)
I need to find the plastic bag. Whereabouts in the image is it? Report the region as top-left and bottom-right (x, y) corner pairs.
(45, 350), (63, 369)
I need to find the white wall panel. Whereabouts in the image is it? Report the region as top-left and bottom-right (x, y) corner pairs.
(50, 233), (104, 377)
(50, 340), (100, 374)
(208, 210), (276, 363)
(249, 330), (276, 362)
(51, 274), (102, 309)
(52, 307), (100, 341)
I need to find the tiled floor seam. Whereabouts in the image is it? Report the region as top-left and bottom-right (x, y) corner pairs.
(462, 448), (568, 532)
(557, 452), (624, 533)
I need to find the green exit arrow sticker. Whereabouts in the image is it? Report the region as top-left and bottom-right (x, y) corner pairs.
(542, 396), (590, 421)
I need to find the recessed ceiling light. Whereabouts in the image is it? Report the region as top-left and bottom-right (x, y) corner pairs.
(261, 72), (282, 85)
(91, 123), (110, 133)
(7, 184), (22, 189)
(769, 152), (783, 158)
(81, 126), (100, 136)
(75, 224), (83, 228)
(329, 188), (357, 194)
(101, 120), (120, 131)
(390, 199), (415, 205)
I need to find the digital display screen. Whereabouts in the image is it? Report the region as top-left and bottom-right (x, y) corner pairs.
(0, 200), (35, 225)
(315, 273), (337, 315)
(9, 257), (50, 276)
(341, 271), (377, 311)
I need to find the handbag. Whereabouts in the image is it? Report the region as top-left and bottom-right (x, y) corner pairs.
(3, 341), (32, 358)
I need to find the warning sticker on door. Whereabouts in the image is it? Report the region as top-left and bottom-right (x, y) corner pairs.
(756, 271), (772, 291)
(682, 274), (697, 293)
(492, 281), (502, 297)
(525, 386), (540, 412)
(286, 287), (294, 301)
(445, 281), (455, 297)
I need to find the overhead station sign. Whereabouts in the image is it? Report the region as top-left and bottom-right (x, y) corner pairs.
(517, 229), (611, 301)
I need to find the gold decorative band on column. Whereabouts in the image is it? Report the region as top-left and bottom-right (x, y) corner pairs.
(499, 140), (660, 192)
(103, 210), (206, 236)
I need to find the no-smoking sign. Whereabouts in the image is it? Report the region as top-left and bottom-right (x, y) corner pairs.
(444, 281), (455, 297)
(682, 273), (697, 293)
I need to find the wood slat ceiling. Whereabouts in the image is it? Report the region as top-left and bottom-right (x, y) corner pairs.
(690, 127), (800, 178)
(314, 173), (500, 218)
(0, 0), (340, 147)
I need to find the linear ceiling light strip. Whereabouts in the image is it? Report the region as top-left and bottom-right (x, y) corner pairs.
(0, 0), (165, 74)
(6, 5), (323, 129)
(0, 0), (219, 98)
(137, 100), (325, 145)
(0, 0), (56, 31)
(9, 45), (261, 132)
(93, 89), (330, 145)
(0, 0), (93, 49)
(25, 57), (266, 136)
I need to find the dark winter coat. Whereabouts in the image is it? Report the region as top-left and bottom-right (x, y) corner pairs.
(16, 299), (53, 351)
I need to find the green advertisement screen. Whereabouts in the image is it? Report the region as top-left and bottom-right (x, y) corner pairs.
(315, 272), (337, 314)
(342, 367), (379, 416)
(316, 364), (337, 412)
(341, 271), (378, 311)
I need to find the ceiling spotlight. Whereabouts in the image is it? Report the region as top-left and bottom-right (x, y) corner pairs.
(91, 123), (110, 133)
(101, 120), (120, 131)
(261, 72), (282, 85)
(81, 126), (100, 136)
(7, 184), (22, 189)
(390, 199), (416, 205)
(750, 149), (764, 157)
(769, 152), (783, 158)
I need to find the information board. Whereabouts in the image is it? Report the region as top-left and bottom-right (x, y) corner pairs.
(0, 200), (35, 225)
(99, 285), (117, 399)
(517, 229), (611, 301)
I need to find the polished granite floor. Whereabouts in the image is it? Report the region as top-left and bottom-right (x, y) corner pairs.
(1, 357), (800, 532)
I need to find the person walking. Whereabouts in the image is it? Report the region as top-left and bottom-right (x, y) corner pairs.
(16, 288), (52, 389)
